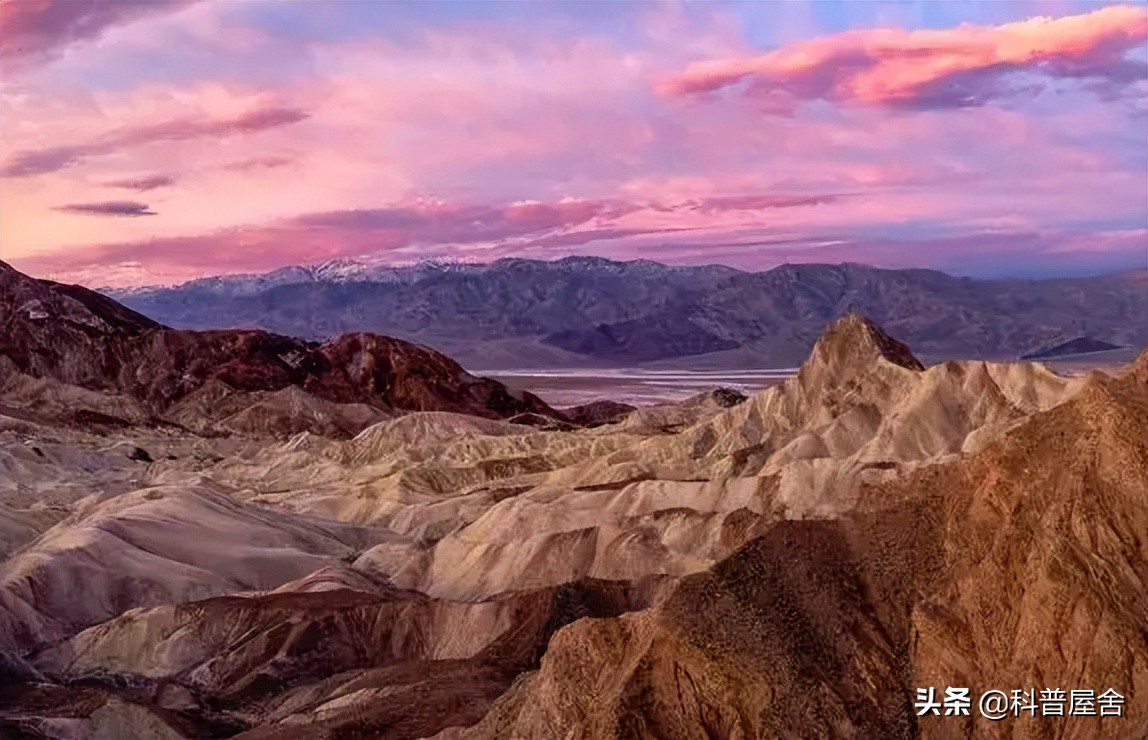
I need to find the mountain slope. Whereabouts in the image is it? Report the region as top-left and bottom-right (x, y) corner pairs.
(439, 349), (1148, 739)
(104, 258), (1148, 368)
(0, 260), (561, 431)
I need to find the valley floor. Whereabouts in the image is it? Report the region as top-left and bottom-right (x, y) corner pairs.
(486, 368), (797, 406)
(486, 348), (1139, 407)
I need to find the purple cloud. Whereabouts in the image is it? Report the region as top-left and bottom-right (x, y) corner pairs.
(291, 199), (643, 244)
(54, 200), (157, 217)
(0, 0), (198, 70)
(1, 106), (310, 177)
(103, 174), (176, 192)
(221, 156), (294, 172)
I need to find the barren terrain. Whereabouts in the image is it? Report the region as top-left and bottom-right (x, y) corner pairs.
(2, 261), (1146, 739)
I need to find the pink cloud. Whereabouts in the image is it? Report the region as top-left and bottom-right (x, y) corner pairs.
(0, 104), (309, 177)
(657, 5), (1148, 110)
(2, 5), (1142, 285)
(289, 199), (641, 241)
(0, 0), (198, 71)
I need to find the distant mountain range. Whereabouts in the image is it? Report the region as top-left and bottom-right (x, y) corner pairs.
(104, 257), (1148, 369)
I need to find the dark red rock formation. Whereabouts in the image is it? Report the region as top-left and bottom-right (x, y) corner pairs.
(0, 261), (559, 424)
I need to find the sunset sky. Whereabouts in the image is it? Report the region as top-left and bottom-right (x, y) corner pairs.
(2, 0), (1146, 287)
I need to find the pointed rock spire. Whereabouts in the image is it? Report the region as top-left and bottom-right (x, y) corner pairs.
(806, 314), (925, 376)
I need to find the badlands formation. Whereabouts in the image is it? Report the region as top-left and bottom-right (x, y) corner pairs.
(1, 261), (1146, 739)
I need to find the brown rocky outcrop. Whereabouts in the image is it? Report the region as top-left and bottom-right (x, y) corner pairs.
(439, 355), (1148, 739)
(0, 261), (560, 429)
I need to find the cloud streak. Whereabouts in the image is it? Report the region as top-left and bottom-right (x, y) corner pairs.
(689, 194), (846, 212)
(0, 105), (310, 177)
(53, 200), (157, 217)
(291, 199), (644, 243)
(221, 156), (294, 172)
(102, 174), (176, 192)
(658, 5), (1148, 110)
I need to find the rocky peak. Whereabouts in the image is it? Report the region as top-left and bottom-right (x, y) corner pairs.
(807, 314), (925, 373)
(1, 260), (162, 337)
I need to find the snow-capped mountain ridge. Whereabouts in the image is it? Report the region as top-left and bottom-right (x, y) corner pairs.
(102, 255), (704, 298)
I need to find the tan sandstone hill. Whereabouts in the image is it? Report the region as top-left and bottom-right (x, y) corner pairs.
(436, 351), (1148, 740)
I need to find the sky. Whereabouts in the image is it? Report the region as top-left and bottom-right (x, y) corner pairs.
(1, 0), (1146, 287)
